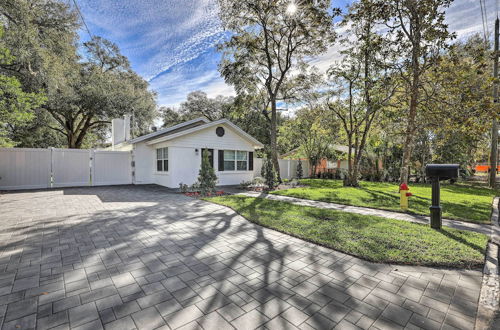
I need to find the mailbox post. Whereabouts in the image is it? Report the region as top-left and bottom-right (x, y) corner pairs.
(424, 164), (459, 229)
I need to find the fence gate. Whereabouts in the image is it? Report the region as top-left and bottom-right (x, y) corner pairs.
(92, 150), (132, 186)
(0, 148), (132, 190)
(52, 148), (91, 188)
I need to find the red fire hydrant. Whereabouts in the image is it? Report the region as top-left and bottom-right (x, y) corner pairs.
(399, 183), (412, 211)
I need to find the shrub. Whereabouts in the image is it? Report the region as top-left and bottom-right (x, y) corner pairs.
(262, 156), (278, 190)
(253, 177), (265, 185)
(190, 182), (200, 192)
(179, 183), (189, 193)
(197, 150), (217, 196)
(296, 160), (303, 179)
(239, 180), (252, 189)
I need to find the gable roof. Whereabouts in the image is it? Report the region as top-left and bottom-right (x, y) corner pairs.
(144, 119), (264, 148)
(127, 117), (209, 144)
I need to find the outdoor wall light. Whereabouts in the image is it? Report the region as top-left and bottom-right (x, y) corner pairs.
(195, 148), (199, 155)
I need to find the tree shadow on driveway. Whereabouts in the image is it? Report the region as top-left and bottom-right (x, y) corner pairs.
(0, 185), (483, 330)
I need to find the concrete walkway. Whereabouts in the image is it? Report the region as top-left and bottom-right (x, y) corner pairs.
(0, 186), (483, 330)
(238, 192), (495, 236)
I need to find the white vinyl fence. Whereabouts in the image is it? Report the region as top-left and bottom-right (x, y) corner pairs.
(0, 148), (52, 190)
(0, 148), (132, 190)
(52, 148), (91, 188)
(253, 158), (310, 180)
(92, 150), (132, 186)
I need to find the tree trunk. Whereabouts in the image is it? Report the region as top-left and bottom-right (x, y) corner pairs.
(400, 88), (418, 184)
(345, 135), (357, 186)
(400, 26), (421, 184)
(67, 131), (77, 149)
(270, 98), (281, 182)
(351, 158), (360, 187)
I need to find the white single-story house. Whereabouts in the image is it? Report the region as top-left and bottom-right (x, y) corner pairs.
(112, 117), (264, 188)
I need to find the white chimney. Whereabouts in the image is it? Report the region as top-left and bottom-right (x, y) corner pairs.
(112, 114), (131, 149)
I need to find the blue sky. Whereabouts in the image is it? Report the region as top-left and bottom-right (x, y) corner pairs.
(77, 0), (495, 107)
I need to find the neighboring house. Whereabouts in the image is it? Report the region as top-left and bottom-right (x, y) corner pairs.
(281, 145), (352, 175)
(112, 117), (264, 188)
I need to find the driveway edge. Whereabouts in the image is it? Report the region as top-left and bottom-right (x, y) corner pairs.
(475, 197), (500, 330)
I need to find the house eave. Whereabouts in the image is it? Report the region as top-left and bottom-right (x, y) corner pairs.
(127, 117), (210, 145)
(145, 119), (264, 149)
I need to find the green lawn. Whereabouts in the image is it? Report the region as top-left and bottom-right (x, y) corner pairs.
(271, 179), (498, 224)
(206, 195), (488, 268)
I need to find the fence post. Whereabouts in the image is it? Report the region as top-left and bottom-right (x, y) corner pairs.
(49, 147), (54, 189)
(90, 149), (95, 186)
(130, 149), (135, 184)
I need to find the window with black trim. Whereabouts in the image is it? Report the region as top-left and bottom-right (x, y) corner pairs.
(156, 147), (168, 172)
(222, 150), (249, 171)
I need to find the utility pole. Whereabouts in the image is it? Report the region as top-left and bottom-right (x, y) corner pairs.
(489, 17), (499, 188)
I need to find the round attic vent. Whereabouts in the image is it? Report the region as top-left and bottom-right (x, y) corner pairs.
(216, 126), (225, 137)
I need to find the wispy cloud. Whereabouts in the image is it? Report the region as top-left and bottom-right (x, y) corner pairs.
(78, 0), (489, 109)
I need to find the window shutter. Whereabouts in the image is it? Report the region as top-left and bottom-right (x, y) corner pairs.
(249, 152), (254, 171)
(218, 150), (224, 171)
(208, 149), (214, 168)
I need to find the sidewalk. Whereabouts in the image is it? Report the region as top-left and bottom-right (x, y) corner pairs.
(237, 191), (495, 236)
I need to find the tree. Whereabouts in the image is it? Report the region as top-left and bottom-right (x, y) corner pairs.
(0, 76), (46, 147)
(217, 0), (339, 180)
(179, 91), (233, 121)
(412, 35), (493, 177)
(0, 0), (79, 147)
(381, 0), (454, 184)
(43, 37), (157, 148)
(1, 1), (157, 148)
(326, 0), (396, 186)
(197, 149), (218, 195)
(279, 105), (338, 175)
(0, 26), (46, 147)
(160, 107), (184, 128)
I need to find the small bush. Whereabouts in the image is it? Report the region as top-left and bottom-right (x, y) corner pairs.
(239, 180), (252, 189)
(296, 160), (303, 179)
(179, 183), (189, 193)
(190, 182), (200, 193)
(197, 150), (217, 196)
(262, 157), (278, 190)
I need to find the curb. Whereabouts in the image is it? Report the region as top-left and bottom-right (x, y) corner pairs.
(475, 197), (500, 330)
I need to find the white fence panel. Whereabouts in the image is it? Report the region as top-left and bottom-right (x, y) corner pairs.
(253, 158), (263, 178)
(92, 151), (132, 186)
(253, 158), (310, 180)
(0, 148), (51, 190)
(52, 149), (91, 187)
(279, 159), (292, 179)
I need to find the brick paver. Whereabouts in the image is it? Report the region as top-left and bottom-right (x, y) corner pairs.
(0, 185), (482, 329)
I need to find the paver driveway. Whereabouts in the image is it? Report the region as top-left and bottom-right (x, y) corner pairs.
(0, 185), (482, 330)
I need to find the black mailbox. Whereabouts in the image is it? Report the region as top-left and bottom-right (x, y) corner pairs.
(425, 164), (459, 181)
(424, 164), (459, 229)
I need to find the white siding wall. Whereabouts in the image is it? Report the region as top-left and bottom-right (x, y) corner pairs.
(134, 124), (258, 188)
